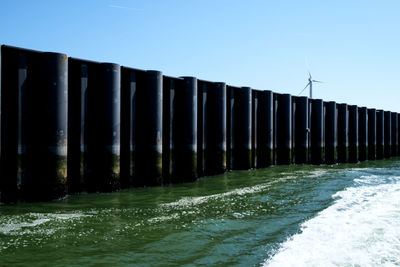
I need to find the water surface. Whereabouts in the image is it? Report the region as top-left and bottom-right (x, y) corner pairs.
(1, 159), (400, 266)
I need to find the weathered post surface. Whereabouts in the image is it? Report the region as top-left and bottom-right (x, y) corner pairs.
(384, 111), (392, 158)
(293, 96), (309, 164)
(0, 46), (31, 202)
(231, 87), (252, 170)
(170, 77), (197, 183)
(68, 58), (98, 193)
(348, 105), (359, 163)
(120, 67), (143, 188)
(276, 93), (292, 165)
(226, 86), (234, 170)
(252, 90), (258, 168)
(391, 112), (398, 157)
(376, 110), (384, 160)
(162, 76), (180, 183)
(368, 108), (376, 160)
(325, 101), (337, 164)
(82, 63), (121, 192)
(196, 80), (206, 178)
(22, 52), (68, 201)
(97, 63), (121, 191)
(0, 45), (2, 200)
(337, 103), (349, 163)
(358, 107), (368, 161)
(81, 62), (102, 192)
(398, 114), (400, 156)
(273, 94), (278, 164)
(256, 90), (274, 167)
(67, 58), (81, 193)
(204, 82), (226, 175)
(310, 99), (324, 165)
(135, 70), (163, 186)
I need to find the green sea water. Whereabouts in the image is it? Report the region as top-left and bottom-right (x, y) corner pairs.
(1, 159), (400, 266)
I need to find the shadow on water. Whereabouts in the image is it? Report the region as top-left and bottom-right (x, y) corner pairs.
(1, 158), (400, 266)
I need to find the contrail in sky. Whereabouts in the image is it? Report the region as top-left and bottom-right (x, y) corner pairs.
(108, 5), (143, 11)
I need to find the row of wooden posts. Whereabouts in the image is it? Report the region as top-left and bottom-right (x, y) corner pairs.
(0, 45), (398, 203)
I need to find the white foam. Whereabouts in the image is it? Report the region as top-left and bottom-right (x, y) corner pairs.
(148, 213), (180, 224)
(0, 218), (51, 235)
(161, 184), (275, 208)
(264, 175), (400, 267)
(0, 212), (90, 236)
(161, 175), (302, 209)
(287, 169), (329, 179)
(306, 170), (328, 178)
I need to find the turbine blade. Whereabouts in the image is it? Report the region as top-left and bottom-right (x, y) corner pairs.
(312, 80), (323, 83)
(305, 56), (312, 79)
(305, 56), (311, 73)
(298, 82), (311, 96)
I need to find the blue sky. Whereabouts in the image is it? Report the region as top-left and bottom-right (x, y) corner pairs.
(1, 0), (400, 111)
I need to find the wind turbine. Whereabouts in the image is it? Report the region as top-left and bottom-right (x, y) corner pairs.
(298, 71), (323, 99)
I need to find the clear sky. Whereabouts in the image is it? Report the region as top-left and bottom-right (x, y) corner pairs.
(1, 0), (399, 112)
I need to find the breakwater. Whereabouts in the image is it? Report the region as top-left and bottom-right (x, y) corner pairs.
(0, 45), (398, 203)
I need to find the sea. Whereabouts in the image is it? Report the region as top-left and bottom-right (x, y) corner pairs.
(0, 159), (399, 266)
